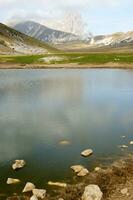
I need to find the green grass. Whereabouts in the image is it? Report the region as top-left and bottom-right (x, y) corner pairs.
(0, 53), (133, 65)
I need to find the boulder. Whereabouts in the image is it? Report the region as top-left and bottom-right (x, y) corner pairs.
(32, 189), (46, 199)
(130, 141), (133, 145)
(12, 160), (26, 170)
(82, 184), (103, 200)
(7, 178), (20, 184)
(59, 140), (71, 145)
(71, 165), (84, 173)
(23, 182), (36, 193)
(48, 181), (67, 187)
(81, 149), (93, 157)
(77, 168), (89, 177)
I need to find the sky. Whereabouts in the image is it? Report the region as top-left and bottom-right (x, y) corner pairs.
(0, 0), (133, 35)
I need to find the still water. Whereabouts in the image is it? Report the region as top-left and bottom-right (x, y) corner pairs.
(0, 69), (133, 197)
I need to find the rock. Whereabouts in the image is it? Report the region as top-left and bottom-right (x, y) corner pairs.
(94, 167), (101, 172)
(12, 160), (26, 170)
(121, 145), (128, 148)
(82, 184), (103, 200)
(121, 188), (128, 195)
(7, 178), (20, 184)
(23, 182), (36, 193)
(130, 141), (133, 145)
(59, 140), (71, 145)
(48, 181), (67, 187)
(71, 165), (85, 173)
(30, 195), (38, 200)
(122, 135), (126, 138)
(77, 168), (89, 177)
(32, 189), (46, 199)
(58, 198), (64, 200)
(81, 149), (93, 157)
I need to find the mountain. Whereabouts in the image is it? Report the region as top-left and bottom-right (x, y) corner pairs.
(56, 31), (133, 52)
(0, 23), (58, 54)
(12, 21), (80, 44)
(88, 31), (133, 48)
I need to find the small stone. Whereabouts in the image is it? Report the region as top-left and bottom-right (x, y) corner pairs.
(48, 181), (67, 187)
(94, 167), (101, 172)
(81, 149), (93, 157)
(121, 145), (128, 148)
(30, 195), (38, 200)
(58, 198), (64, 200)
(77, 168), (89, 177)
(23, 182), (36, 192)
(82, 184), (103, 200)
(12, 160), (26, 170)
(33, 189), (46, 199)
(7, 178), (20, 184)
(122, 136), (126, 138)
(121, 188), (128, 195)
(130, 141), (133, 145)
(59, 140), (71, 145)
(71, 165), (84, 173)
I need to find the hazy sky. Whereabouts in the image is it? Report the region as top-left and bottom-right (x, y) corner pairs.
(0, 0), (132, 35)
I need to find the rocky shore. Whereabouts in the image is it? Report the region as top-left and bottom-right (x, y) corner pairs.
(5, 154), (133, 200)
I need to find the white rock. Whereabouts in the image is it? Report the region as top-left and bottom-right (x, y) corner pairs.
(30, 195), (38, 200)
(121, 145), (128, 148)
(33, 189), (46, 199)
(121, 188), (128, 195)
(12, 160), (26, 170)
(77, 168), (89, 177)
(48, 181), (67, 187)
(130, 141), (133, 145)
(82, 185), (103, 200)
(94, 167), (101, 172)
(81, 149), (93, 157)
(71, 165), (84, 173)
(7, 178), (20, 184)
(23, 182), (36, 193)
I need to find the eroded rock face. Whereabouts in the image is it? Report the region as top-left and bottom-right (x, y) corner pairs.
(81, 149), (93, 157)
(12, 160), (26, 170)
(23, 182), (36, 193)
(32, 189), (46, 199)
(82, 185), (103, 200)
(7, 178), (20, 185)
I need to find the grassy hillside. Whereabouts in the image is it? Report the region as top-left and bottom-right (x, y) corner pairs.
(0, 23), (58, 54)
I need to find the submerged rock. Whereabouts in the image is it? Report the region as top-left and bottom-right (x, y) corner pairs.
(82, 184), (103, 200)
(77, 168), (89, 177)
(12, 160), (26, 170)
(30, 195), (38, 200)
(71, 165), (84, 173)
(32, 189), (46, 199)
(81, 149), (93, 157)
(130, 141), (133, 145)
(48, 181), (67, 187)
(23, 182), (36, 193)
(121, 145), (128, 148)
(7, 178), (20, 185)
(94, 167), (101, 172)
(59, 140), (71, 145)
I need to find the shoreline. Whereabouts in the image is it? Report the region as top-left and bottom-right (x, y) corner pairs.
(7, 154), (133, 200)
(0, 62), (133, 69)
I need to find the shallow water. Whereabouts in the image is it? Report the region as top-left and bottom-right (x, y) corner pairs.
(0, 69), (133, 197)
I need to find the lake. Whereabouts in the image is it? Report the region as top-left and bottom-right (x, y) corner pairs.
(0, 69), (133, 198)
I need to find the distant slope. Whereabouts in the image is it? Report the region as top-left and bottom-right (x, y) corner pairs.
(89, 32), (133, 48)
(55, 31), (133, 52)
(0, 23), (58, 54)
(13, 21), (80, 44)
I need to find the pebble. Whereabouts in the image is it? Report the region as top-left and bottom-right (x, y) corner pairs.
(7, 178), (20, 185)
(23, 182), (36, 192)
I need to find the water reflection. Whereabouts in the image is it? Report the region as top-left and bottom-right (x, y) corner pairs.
(0, 69), (133, 195)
